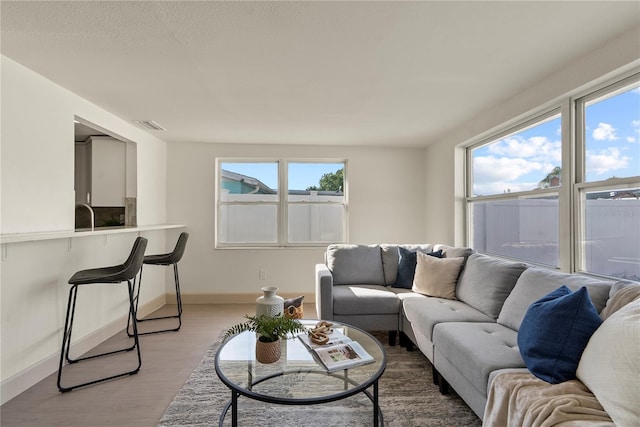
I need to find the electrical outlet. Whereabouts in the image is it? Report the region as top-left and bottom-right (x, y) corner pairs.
(258, 269), (266, 280)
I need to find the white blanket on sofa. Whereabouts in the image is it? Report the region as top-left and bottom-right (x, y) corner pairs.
(483, 371), (614, 427)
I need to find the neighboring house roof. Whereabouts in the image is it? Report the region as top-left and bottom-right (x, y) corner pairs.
(221, 170), (276, 194)
(587, 189), (640, 200)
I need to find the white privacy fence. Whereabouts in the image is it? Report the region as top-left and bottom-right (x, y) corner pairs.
(220, 190), (638, 280)
(219, 191), (345, 244)
(583, 199), (640, 281)
(472, 198), (640, 281)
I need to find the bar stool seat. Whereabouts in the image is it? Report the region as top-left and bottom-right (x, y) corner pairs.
(133, 232), (188, 335)
(68, 264), (136, 284)
(57, 237), (147, 392)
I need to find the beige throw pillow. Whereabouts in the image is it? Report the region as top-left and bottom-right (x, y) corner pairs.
(600, 283), (640, 320)
(412, 252), (464, 299)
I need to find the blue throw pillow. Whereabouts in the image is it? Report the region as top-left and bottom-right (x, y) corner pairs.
(518, 285), (602, 384)
(394, 247), (443, 289)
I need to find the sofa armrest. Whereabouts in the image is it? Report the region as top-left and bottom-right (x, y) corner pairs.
(315, 263), (334, 321)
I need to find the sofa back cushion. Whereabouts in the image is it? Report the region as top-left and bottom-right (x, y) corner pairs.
(497, 267), (613, 331)
(380, 244), (434, 285)
(456, 253), (528, 319)
(326, 244), (385, 285)
(433, 244), (475, 259)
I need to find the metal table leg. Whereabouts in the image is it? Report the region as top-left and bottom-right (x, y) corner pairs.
(373, 380), (379, 427)
(232, 390), (238, 427)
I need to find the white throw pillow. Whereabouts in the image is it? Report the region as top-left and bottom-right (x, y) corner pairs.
(576, 299), (640, 426)
(412, 252), (464, 299)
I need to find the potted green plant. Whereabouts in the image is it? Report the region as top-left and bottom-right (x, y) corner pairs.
(224, 314), (306, 363)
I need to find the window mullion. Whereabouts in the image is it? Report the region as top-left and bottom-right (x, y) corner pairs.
(573, 75), (640, 280)
(559, 99), (573, 272)
(279, 159), (286, 246)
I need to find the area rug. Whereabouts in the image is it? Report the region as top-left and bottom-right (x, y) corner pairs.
(158, 331), (481, 426)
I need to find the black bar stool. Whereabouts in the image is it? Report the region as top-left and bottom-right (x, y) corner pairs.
(57, 237), (147, 392)
(131, 232), (189, 335)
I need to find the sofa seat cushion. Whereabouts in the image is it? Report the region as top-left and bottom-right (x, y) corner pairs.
(332, 285), (400, 315)
(433, 322), (525, 396)
(497, 267), (613, 331)
(392, 287), (429, 301)
(326, 244), (385, 286)
(402, 297), (493, 341)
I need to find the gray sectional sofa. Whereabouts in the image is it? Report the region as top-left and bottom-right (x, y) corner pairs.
(315, 243), (623, 420)
(315, 243), (473, 346)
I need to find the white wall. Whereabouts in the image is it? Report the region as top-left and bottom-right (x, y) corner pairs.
(166, 142), (426, 297)
(423, 27), (640, 246)
(0, 56), (170, 403)
(1, 56), (168, 232)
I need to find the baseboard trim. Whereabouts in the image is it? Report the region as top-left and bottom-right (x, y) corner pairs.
(0, 295), (166, 405)
(179, 292), (315, 305)
(137, 294), (167, 319)
(1, 292), (315, 404)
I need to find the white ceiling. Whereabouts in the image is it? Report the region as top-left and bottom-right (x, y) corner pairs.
(1, 1), (639, 147)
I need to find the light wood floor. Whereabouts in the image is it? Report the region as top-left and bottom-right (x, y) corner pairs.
(1, 303), (317, 427)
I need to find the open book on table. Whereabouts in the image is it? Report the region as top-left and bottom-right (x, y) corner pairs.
(297, 329), (375, 372)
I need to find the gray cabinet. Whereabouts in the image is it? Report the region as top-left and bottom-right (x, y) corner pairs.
(90, 137), (126, 207)
(75, 136), (126, 207)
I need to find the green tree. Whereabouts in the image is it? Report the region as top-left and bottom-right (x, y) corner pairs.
(306, 168), (344, 192)
(538, 166), (561, 189)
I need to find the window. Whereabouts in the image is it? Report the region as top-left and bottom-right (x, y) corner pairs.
(467, 72), (639, 282)
(468, 112), (562, 267)
(576, 77), (640, 281)
(218, 162), (279, 244)
(217, 160), (347, 247)
(287, 162), (345, 244)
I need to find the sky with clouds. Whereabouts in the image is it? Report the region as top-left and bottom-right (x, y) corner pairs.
(473, 86), (640, 196)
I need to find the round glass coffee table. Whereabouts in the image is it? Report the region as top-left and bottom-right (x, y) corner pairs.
(215, 320), (386, 426)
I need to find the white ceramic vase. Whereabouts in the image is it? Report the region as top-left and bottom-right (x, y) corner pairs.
(256, 286), (284, 318)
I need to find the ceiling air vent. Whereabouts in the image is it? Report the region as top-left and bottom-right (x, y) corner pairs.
(133, 120), (166, 131)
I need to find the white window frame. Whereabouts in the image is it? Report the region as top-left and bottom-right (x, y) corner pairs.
(465, 69), (640, 281)
(215, 158), (348, 248)
(573, 73), (640, 279)
(466, 108), (564, 268)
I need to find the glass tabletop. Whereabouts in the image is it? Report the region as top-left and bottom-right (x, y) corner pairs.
(215, 320), (386, 404)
